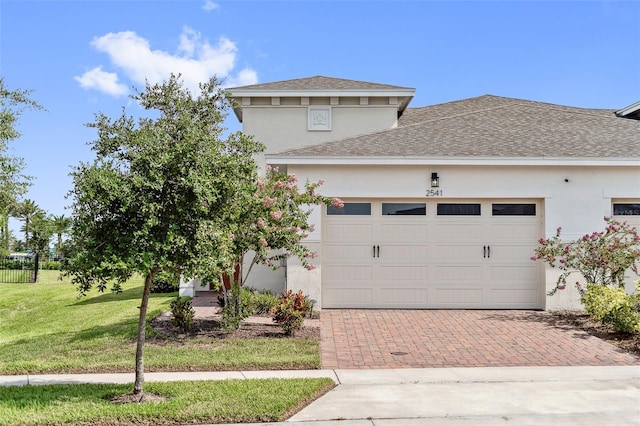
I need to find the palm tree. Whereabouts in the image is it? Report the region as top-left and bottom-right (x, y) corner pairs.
(50, 214), (71, 258)
(29, 212), (53, 255)
(17, 199), (42, 251)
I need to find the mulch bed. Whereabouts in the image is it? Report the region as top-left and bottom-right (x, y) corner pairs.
(150, 314), (320, 341)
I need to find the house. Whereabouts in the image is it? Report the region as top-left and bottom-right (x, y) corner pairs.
(182, 76), (640, 310)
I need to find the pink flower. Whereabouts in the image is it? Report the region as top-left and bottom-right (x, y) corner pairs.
(259, 237), (268, 247)
(275, 181), (285, 189)
(257, 218), (266, 228)
(257, 179), (265, 190)
(288, 174), (298, 183)
(309, 224), (316, 232)
(331, 197), (344, 208)
(530, 256), (537, 261)
(270, 210), (282, 221)
(305, 263), (317, 271)
(261, 196), (276, 207)
(318, 179), (325, 185)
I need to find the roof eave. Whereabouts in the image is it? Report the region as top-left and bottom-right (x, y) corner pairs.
(228, 88), (416, 123)
(616, 100), (640, 120)
(265, 155), (640, 167)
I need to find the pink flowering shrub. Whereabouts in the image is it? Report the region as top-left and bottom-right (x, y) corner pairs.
(532, 217), (640, 295)
(216, 164), (343, 329)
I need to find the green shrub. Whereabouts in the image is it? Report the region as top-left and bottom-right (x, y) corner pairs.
(272, 290), (310, 336)
(582, 282), (640, 334)
(220, 284), (251, 332)
(40, 260), (61, 270)
(151, 271), (179, 294)
(0, 260), (33, 270)
(170, 296), (195, 332)
(244, 288), (278, 315)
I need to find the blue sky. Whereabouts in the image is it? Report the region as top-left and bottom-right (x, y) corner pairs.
(1, 0), (639, 236)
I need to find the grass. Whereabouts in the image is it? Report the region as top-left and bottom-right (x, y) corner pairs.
(0, 270), (320, 374)
(0, 378), (335, 425)
(0, 269), (32, 283)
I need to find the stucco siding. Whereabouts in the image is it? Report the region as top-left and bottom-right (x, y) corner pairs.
(242, 105), (398, 167)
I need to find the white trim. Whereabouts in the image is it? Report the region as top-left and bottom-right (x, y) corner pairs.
(229, 88), (416, 98)
(265, 155), (640, 167)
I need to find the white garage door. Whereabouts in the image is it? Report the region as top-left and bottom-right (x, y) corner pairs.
(322, 200), (543, 309)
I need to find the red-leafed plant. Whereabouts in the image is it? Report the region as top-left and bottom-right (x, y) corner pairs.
(272, 290), (311, 336)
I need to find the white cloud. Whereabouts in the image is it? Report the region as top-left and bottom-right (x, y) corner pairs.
(77, 27), (258, 96)
(227, 68), (259, 88)
(202, 0), (219, 12)
(74, 66), (128, 96)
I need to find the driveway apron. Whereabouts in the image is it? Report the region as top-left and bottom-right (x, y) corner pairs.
(320, 310), (640, 369)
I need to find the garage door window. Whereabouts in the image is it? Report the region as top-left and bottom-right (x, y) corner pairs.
(437, 203), (481, 216)
(492, 204), (536, 216)
(327, 202), (371, 215)
(613, 203), (640, 216)
(382, 203), (426, 216)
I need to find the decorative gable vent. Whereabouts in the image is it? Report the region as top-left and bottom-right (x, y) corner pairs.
(308, 107), (332, 131)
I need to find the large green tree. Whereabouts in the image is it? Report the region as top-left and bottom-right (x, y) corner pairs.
(64, 75), (263, 398)
(0, 78), (44, 254)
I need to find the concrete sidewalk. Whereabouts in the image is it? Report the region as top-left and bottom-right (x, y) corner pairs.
(3, 365), (639, 425)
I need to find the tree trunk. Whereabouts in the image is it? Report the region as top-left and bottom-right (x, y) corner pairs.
(133, 267), (157, 395)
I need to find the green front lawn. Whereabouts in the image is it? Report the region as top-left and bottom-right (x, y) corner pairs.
(0, 378), (335, 426)
(0, 270), (320, 374)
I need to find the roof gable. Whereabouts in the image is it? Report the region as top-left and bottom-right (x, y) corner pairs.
(228, 75), (416, 122)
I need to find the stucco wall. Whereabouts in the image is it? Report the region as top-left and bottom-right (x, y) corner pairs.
(242, 105), (398, 168)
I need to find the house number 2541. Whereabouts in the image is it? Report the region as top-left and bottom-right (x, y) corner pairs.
(426, 189), (443, 197)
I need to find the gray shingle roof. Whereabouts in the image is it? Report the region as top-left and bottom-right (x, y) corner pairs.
(228, 75), (414, 91)
(273, 95), (640, 159)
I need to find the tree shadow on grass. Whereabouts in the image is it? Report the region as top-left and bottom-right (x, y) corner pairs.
(0, 382), (129, 409)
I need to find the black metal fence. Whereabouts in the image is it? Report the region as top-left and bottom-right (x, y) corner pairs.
(0, 253), (39, 283)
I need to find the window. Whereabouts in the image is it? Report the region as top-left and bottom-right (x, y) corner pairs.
(437, 203), (481, 216)
(327, 202), (371, 215)
(613, 203), (640, 216)
(492, 204), (536, 216)
(382, 203), (426, 216)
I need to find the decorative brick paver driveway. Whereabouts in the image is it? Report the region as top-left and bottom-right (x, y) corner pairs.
(320, 310), (640, 369)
